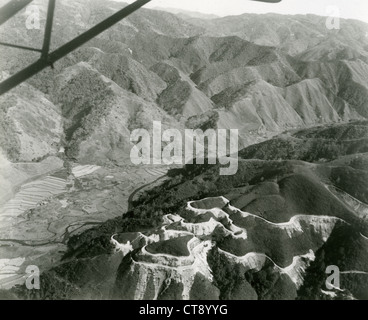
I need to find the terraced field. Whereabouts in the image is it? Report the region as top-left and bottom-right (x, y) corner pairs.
(106, 194), (354, 300)
(72, 165), (101, 178)
(0, 176), (67, 216)
(0, 162), (169, 290)
(0, 258), (26, 290)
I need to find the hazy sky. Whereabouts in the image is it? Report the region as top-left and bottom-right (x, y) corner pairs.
(119, 0), (368, 23)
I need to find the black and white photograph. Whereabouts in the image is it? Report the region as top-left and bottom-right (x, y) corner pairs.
(0, 0), (367, 304)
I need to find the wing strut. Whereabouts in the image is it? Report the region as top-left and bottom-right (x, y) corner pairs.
(0, 0), (151, 95)
(41, 0), (55, 62)
(0, 0), (33, 26)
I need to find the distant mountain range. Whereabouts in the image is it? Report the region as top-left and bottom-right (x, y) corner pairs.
(152, 6), (220, 20)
